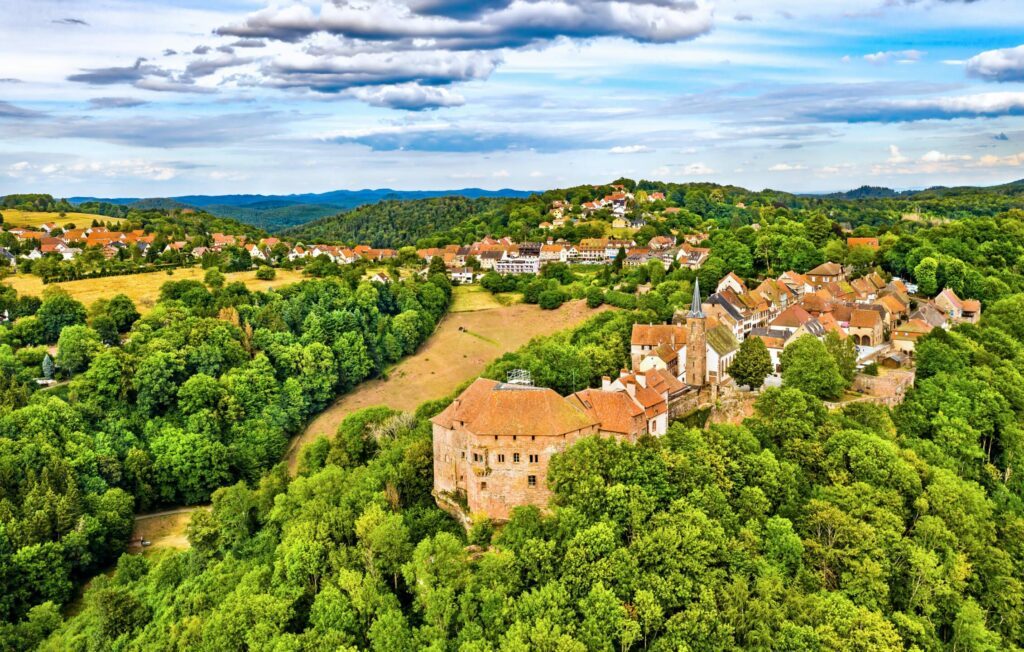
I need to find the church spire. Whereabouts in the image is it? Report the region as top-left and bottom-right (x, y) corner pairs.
(688, 278), (704, 318)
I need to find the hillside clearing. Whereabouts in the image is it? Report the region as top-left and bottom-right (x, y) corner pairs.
(451, 285), (521, 312)
(286, 299), (608, 473)
(0, 209), (124, 230)
(2, 267), (305, 311)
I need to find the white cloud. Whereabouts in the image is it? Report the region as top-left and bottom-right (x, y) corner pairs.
(920, 150), (971, 163)
(609, 145), (652, 154)
(769, 163), (806, 171)
(887, 145), (909, 164)
(974, 152), (1024, 167)
(683, 162), (715, 175)
(7, 159), (183, 181)
(966, 44), (1024, 82)
(863, 49), (924, 65)
(347, 83), (465, 110)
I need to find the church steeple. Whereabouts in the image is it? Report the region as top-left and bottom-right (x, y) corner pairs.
(688, 278), (704, 318)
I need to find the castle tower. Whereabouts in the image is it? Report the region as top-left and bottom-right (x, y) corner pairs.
(685, 279), (707, 387)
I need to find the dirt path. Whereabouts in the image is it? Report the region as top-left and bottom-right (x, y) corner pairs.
(286, 299), (607, 473)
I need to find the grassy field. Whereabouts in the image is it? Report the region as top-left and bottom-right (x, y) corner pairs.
(128, 507), (207, 556)
(0, 209), (123, 230)
(451, 284), (522, 312)
(286, 299), (609, 473)
(3, 267), (305, 311)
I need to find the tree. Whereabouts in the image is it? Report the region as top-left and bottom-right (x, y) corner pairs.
(729, 336), (773, 389)
(428, 255), (447, 276)
(56, 325), (101, 373)
(35, 290), (86, 342)
(204, 268), (225, 290)
(823, 331), (857, 382)
(255, 266), (276, 280)
(586, 286), (605, 309)
(41, 353), (54, 380)
(780, 334), (846, 399)
(914, 257), (939, 296)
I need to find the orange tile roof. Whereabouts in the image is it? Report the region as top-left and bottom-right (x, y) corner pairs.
(431, 378), (597, 437)
(568, 389), (644, 436)
(631, 324), (688, 348)
(771, 304), (813, 329)
(850, 309), (881, 329)
(807, 262), (844, 276)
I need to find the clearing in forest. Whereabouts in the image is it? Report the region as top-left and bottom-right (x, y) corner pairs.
(287, 298), (608, 473)
(2, 267), (305, 311)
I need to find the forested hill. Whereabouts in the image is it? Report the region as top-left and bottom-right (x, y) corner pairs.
(279, 178), (1024, 250)
(279, 196), (517, 248)
(68, 188), (536, 233)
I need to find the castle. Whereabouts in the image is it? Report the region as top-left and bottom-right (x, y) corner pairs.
(431, 281), (713, 523)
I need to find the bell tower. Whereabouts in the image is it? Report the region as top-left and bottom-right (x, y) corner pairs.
(685, 279), (707, 387)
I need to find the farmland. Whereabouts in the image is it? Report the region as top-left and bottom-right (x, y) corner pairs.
(0, 209), (123, 230)
(2, 266), (305, 311)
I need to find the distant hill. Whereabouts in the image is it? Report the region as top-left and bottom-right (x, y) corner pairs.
(814, 186), (916, 200)
(68, 188), (537, 232)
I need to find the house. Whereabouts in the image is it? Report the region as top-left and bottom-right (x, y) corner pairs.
(245, 243), (267, 261)
(431, 377), (602, 522)
(630, 323), (687, 369)
(779, 270), (814, 296)
(369, 272), (393, 284)
(806, 262), (846, 286)
(716, 272), (747, 295)
(495, 252), (539, 275)
(749, 327), (791, 373)
(0, 248), (16, 266)
(599, 371), (670, 436)
(478, 250), (505, 270)
(448, 268), (477, 284)
(934, 288), (981, 324)
(611, 217), (630, 229)
(910, 302), (948, 330)
(648, 235), (675, 250)
(892, 319), (933, 354)
(848, 309), (884, 347)
(683, 232), (709, 246)
(847, 237), (880, 251)
(649, 192), (666, 202)
(676, 243), (710, 270)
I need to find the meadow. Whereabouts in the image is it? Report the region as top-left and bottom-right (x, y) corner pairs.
(2, 266), (306, 311)
(0, 209), (124, 230)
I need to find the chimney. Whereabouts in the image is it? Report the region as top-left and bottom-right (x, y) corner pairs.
(636, 373), (647, 388)
(625, 380), (636, 398)
(601, 376), (612, 390)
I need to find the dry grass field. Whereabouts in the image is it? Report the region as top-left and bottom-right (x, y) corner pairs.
(2, 267), (306, 311)
(286, 298), (609, 473)
(0, 209), (124, 230)
(450, 284), (513, 312)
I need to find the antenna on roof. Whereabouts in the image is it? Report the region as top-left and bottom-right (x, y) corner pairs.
(506, 369), (533, 386)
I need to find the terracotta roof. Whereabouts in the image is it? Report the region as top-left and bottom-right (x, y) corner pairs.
(937, 288), (963, 310)
(847, 237), (879, 249)
(876, 295), (907, 315)
(771, 304), (813, 329)
(631, 323), (688, 348)
(807, 262), (844, 276)
(894, 319), (933, 337)
(568, 389), (644, 435)
(849, 309), (881, 329)
(431, 378), (597, 437)
(962, 299), (981, 312)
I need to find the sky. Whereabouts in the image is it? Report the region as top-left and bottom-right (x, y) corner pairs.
(2, 0), (1024, 197)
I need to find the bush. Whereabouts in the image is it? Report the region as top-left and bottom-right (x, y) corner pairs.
(256, 267), (277, 280)
(538, 290), (565, 310)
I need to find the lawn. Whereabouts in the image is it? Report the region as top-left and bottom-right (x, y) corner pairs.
(3, 267), (306, 312)
(0, 209), (124, 230)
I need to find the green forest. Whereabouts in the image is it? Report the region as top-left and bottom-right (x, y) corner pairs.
(0, 269), (453, 646)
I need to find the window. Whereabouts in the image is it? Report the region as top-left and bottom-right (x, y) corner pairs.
(528, 475), (537, 487)
(480, 482), (487, 490)
(513, 453), (520, 463)
(528, 454), (539, 464)
(531, 435), (536, 441)
(497, 454), (505, 463)
(473, 453), (483, 463)
(460, 452), (465, 459)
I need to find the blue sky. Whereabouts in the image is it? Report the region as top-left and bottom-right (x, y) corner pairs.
(2, 0), (1024, 196)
